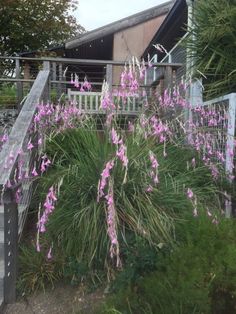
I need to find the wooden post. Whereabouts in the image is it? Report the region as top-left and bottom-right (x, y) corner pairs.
(23, 62), (31, 95)
(43, 62), (50, 102)
(52, 62), (57, 99)
(3, 186), (18, 303)
(15, 59), (23, 111)
(58, 63), (63, 98)
(164, 65), (173, 92)
(106, 64), (113, 94)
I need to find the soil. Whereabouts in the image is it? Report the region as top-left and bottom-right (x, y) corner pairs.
(3, 284), (105, 314)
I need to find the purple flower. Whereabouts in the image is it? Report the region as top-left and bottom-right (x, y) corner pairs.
(187, 188), (194, 199)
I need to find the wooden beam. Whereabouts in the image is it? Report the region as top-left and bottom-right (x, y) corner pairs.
(0, 56), (182, 68)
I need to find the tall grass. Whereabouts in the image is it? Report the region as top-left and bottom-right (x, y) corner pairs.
(36, 118), (225, 272)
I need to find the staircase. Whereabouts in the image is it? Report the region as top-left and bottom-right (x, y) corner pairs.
(0, 69), (50, 309)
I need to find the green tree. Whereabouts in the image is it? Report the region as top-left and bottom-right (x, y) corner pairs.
(187, 0), (236, 98)
(0, 0), (85, 55)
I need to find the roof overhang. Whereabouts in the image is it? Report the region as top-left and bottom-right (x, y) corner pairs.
(66, 1), (174, 50)
(142, 0), (187, 58)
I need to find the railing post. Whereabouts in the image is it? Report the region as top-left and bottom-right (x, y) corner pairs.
(52, 62), (57, 99)
(164, 65), (173, 92)
(3, 186), (18, 303)
(226, 93), (236, 174)
(15, 59), (23, 111)
(43, 61), (51, 102)
(106, 64), (113, 94)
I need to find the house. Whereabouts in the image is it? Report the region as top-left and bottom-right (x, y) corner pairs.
(20, 1), (174, 87)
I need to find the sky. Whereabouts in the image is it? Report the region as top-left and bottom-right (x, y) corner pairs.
(74, 0), (169, 31)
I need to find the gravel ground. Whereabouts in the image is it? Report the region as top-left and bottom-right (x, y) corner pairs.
(3, 284), (105, 314)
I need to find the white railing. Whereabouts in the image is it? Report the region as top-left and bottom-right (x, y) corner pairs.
(68, 89), (144, 115)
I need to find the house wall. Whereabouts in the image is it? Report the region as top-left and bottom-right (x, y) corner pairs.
(112, 15), (167, 85)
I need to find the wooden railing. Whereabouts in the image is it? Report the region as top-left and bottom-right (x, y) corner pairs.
(0, 69), (50, 303)
(68, 89), (144, 115)
(0, 56), (182, 109)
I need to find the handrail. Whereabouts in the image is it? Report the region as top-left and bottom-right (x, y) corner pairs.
(0, 55), (182, 68)
(160, 33), (188, 63)
(0, 69), (50, 303)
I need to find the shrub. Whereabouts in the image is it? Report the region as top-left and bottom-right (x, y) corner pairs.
(102, 216), (236, 314)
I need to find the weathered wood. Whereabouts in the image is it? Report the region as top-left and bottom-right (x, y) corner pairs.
(0, 70), (49, 186)
(0, 56), (182, 68)
(106, 64), (113, 93)
(2, 186), (18, 303)
(0, 68), (50, 305)
(52, 62), (57, 97)
(15, 59), (23, 111)
(58, 63), (63, 96)
(164, 65), (173, 91)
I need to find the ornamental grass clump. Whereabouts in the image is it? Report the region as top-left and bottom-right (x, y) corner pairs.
(35, 116), (224, 274)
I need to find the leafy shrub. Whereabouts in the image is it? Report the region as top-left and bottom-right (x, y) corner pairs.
(102, 216), (236, 314)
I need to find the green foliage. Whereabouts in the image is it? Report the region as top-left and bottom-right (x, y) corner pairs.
(0, 83), (17, 107)
(63, 256), (104, 290)
(187, 0), (236, 98)
(36, 122), (224, 276)
(0, 0), (85, 56)
(17, 240), (64, 295)
(102, 216), (236, 314)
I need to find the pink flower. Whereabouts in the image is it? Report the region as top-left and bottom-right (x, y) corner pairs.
(27, 140), (34, 150)
(191, 158), (196, 168)
(149, 151), (159, 169)
(212, 217), (219, 225)
(106, 180), (121, 267)
(47, 246), (52, 260)
(38, 137), (42, 145)
(146, 185), (153, 193)
(207, 209), (212, 217)
(111, 128), (121, 145)
(187, 188), (194, 199)
(97, 159), (115, 201)
(32, 167), (38, 177)
(116, 144), (128, 167)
